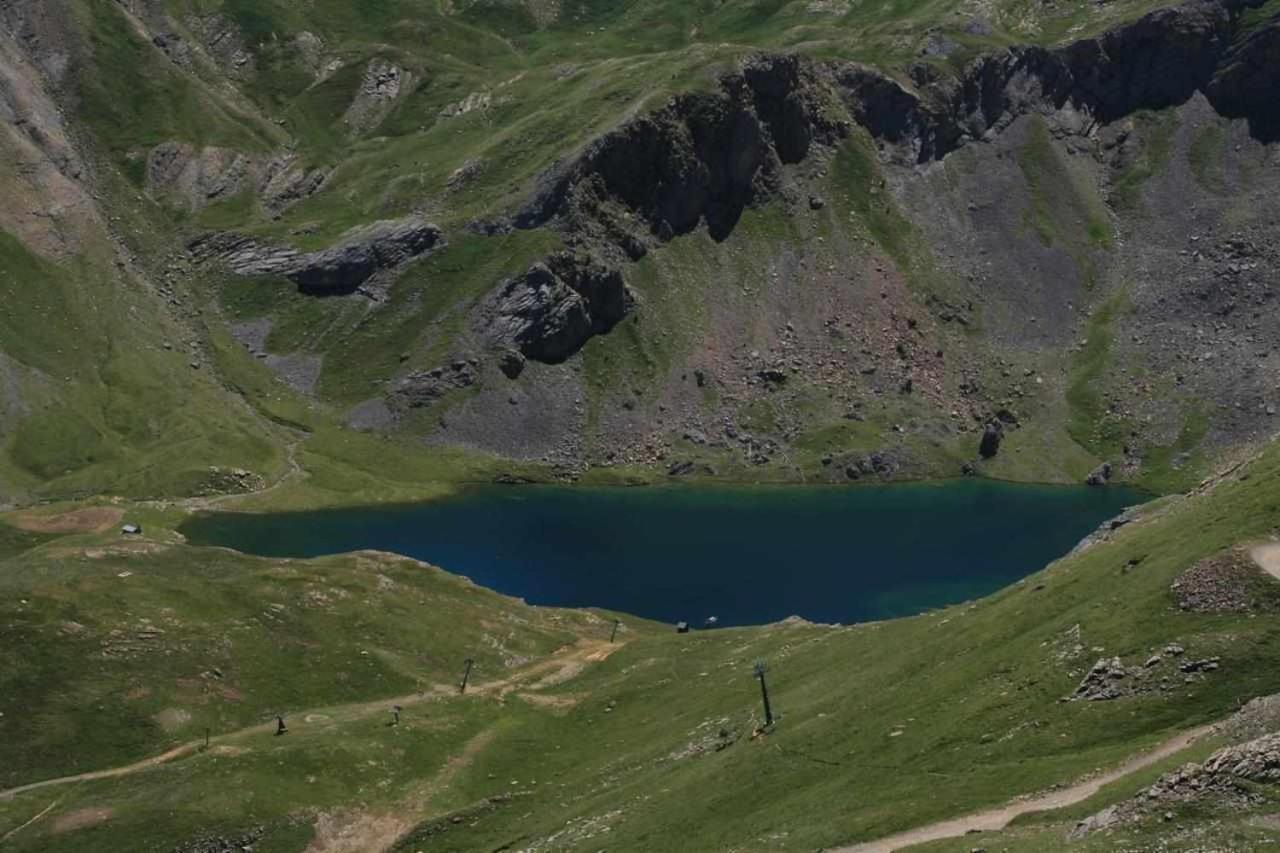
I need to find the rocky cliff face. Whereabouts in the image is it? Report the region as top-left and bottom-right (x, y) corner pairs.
(483, 252), (634, 364)
(1207, 13), (1280, 139)
(827, 0), (1278, 165)
(4, 0), (1279, 489)
(473, 56), (843, 365)
(481, 0), (1276, 368)
(519, 0), (1275, 234)
(516, 55), (843, 246)
(191, 218), (444, 296)
(146, 143), (330, 216)
(0, 0), (100, 258)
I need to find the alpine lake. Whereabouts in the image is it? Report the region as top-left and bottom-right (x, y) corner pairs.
(181, 480), (1145, 627)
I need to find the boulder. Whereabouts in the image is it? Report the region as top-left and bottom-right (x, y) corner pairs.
(497, 348), (526, 380)
(391, 361), (478, 409)
(1072, 656), (1131, 701)
(1086, 462), (1113, 486)
(978, 422), (1003, 459)
(668, 461), (716, 477)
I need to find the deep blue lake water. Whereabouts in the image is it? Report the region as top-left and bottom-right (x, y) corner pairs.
(181, 481), (1144, 627)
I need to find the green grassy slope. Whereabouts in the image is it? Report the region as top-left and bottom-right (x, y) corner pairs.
(1, 438), (1279, 850)
(0, 524), (642, 791)
(0, 227), (292, 502)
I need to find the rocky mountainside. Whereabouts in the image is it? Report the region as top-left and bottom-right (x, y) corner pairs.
(0, 0), (1278, 501)
(9, 6), (1280, 853)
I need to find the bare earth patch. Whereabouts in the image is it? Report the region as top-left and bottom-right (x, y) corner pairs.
(517, 691), (586, 711)
(154, 708), (192, 732)
(306, 728), (498, 853)
(77, 542), (171, 559)
(9, 506), (123, 534)
(51, 806), (114, 834)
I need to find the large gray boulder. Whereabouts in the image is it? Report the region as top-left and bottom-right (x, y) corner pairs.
(978, 421), (1003, 459)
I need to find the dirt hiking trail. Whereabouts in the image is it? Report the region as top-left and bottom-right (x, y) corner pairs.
(0, 637), (622, 805)
(0, 742), (199, 804)
(835, 724), (1214, 852)
(1249, 541), (1280, 581)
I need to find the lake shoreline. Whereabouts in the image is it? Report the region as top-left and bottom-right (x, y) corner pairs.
(177, 471), (1154, 517)
(182, 480), (1148, 627)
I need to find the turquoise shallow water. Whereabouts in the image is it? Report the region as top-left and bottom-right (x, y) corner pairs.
(181, 480), (1144, 626)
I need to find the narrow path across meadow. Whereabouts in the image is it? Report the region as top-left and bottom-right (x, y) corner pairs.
(833, 724), (1214, 852)
(1249, 541), (1280, 581)
(0, 638), (622, 805)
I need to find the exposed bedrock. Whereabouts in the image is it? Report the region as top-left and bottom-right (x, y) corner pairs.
(516, 0), (1278, 250)
(477, 0), (1276, 364)
(841, 0), (1278, 160)
(146, 142), (331, 216)
(476, 56), (841, 363)
(1206, 14), (1280, 139)
(189, 217), (443, 296)
(482, 252), (634, 364)
(514, 54), (845, 244)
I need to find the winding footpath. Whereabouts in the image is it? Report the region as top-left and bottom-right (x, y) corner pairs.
(0, 638), (621, 806)
(834, 724), (1215, 852)
(834, 540), (1280, 851)
(1249, 541), (1280, 582)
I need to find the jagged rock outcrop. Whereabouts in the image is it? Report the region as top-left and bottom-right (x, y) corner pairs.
(343, 58), (409, 133)
(146, 143), (330, 214)
(480, 56), (844, 359)
(482, 252), (634, 363)
(1068, 646), (1216, 701)
(1197, 732), (1280, 783)
(515, 55), (846, 246)
(1070, 656), (1143, 700)
(1206, 14), (1280, 139)
(146, 143), (255, 208)
(190, 217), (443, 296)
(392, 360), (479, 410)
(844, 451), (901, 480)
(1073, 730), (1280, 837)
(516, 0), (1277, 248)
(836, 0), (1279, 163)
(497, 348), (526, 380)
(482, 0), (1278, 366)
(186, 14), (254, 79)
(258, 156), (331, 216)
